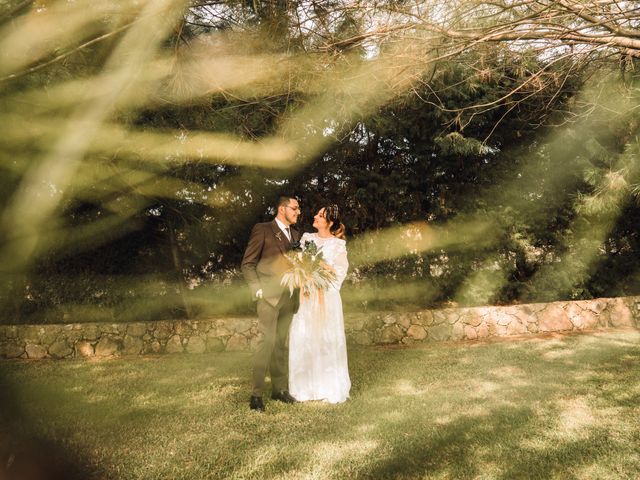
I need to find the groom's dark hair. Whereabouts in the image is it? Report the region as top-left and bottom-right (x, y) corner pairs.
(276, 194), (297, 208)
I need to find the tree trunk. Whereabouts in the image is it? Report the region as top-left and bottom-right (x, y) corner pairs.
(168, 223), (193, 319)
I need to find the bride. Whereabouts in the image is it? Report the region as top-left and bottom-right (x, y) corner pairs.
(288, 204), (351, 404)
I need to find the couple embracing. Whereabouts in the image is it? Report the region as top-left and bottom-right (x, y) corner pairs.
(241, 195), (351, 412)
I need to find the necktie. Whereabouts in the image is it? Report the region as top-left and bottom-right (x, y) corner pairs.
(285, 227), (291, 241)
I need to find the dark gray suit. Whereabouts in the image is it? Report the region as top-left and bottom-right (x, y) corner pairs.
(241, 220), (301, 396)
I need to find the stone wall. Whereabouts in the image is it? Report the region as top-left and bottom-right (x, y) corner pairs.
(1, 296), (639, 359)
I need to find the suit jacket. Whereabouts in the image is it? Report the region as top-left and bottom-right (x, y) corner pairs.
(241, 220), (301, 307)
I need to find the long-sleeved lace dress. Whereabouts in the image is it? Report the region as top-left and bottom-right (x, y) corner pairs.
(288, 232), (351, 403)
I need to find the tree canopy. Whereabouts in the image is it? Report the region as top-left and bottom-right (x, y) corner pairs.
(1, 0), (640, 323)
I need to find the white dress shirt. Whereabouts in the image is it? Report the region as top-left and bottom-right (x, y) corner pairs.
(275, 217), (292, 242)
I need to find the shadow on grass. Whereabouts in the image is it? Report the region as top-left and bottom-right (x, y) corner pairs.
(342, 332), (640, 480)
(225, 332), (640, 479)
(0, 368), (103, 480)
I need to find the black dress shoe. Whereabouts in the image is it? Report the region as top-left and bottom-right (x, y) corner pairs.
(272, 390), (297, 404)
(249, 396), (264, 412)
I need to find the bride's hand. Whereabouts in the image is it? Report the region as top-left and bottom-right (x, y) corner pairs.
(320, 261), (335, 273)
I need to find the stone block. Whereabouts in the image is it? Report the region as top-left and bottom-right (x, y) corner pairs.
(506, 320), (527, 336)
(143, 340), (161, 354)
(608, 298), (635, 327)
(49, 340), (73, 359)
(379, 325), (403, 344)
(63, 327), (83, 343)
(369, 314), (386, 329)
(186, 336), (206, 354)
(175, 323), (193, 336)
(397, 314), (412, 330)
(41, 326), (62, 345)
(226, 318), (253, 333)
(407, 324), (427, 341)
(565, 302), (582, 320)
(429, 324), (452, 342)
(538, 304), (573, 332)
(451, 322), (465, 340)
(206, 337), (225, 352)
(526, 302), (548, 313)
(473, 306), (493, 318)
(22, 325), (45, 342)
(196, 321), (213, 334)
(165, 335), (183, 354)
(464, 325), (478, 340)
(432, 310), (447, 325)
(226, 334), (248, 351)
(495, 311), (514, 326)
(25, 343), (48, 359)
(585, 299), (609, 315)
(513, 308), (536, 324)
(568, 305), (599, 330)
(94, 337), (120, 357)
(461, 311), (482, 327)
(100, 323), (121, 335)
(413, 311), (434, 326)
(488, 322), (508, 336)
(215, 325), (232, 337)
(127, 322), (148, 337)
(154, 322), (174, 340)
(502, 306), (520, 316)
(476, 324), (490, 338)
(75, 341), (94, 357)
(82, 324), (99, 341)
(205, 328), (220, 339)
(4, 326), (18, 339)
(122, 335), (144, 355)
(1, 342), (24, 358)
(597, 308), (611, 328)
(382, 314), (396, 325)
(444, 309), (460, 325)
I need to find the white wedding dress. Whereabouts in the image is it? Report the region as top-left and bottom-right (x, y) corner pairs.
(288, 232), (351, 403)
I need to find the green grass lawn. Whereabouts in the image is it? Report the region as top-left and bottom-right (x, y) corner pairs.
(1, 330), (639, 479)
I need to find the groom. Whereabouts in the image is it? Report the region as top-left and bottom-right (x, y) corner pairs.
(241, 195), (301, 412)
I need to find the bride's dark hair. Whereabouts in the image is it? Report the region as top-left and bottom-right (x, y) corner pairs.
(323, 204), (346, 240)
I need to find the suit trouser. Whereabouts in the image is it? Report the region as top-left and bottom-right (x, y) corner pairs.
(252, 293), (294, 397)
